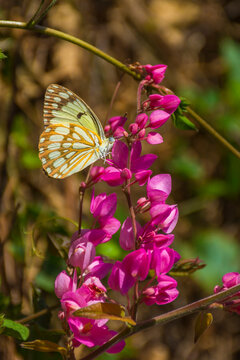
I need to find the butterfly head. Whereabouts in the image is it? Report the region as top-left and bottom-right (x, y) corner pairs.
(109, 136), (115, 144)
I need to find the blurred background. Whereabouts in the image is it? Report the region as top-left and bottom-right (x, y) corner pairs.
(0, 0), (240, 359)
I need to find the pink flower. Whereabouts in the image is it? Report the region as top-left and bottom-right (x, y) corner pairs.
(55, 270), (77, 299)
(146, 132), (163, 144)
(147, 174), (172, 203)
(148, 94), (181, 114)
(82, 190), (121, 244)
(68, 318), (125, 352)
(84, 256), (113, 280)
(61, 277), (107, 317)
(135, 170), (152, 186)
(135, 113), (148, 129)
(214, 272), (240, 315)
(144, 64), (167, 84)
(108, 261), (135, 295)
(101, 141), (157, 186)
(139, 224), (175, 250)
(142, 274), (179, 305)
(149, 110), (170, 129)
(68, 238), (95, 270)
(119, 217), (142, 251)
(89, 166), (105, 184)
(90, 191), (117, 219)
(108, 116), (127, 133)
(150, 203), (179, 234)
(150, 247), (180, 275)
(122, 249), (150, 281)
(129, 123), (139, 135)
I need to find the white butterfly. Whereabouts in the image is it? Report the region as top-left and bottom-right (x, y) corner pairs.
(38, 84), (115, 179)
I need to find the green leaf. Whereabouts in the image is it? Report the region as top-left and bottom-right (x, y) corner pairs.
(73, 303), (136, 325)
(194, 312), (213, 343)
(172, 113), (197, 131)
(1, 318), (29, 340)
(0, 49), (7, 60)
(179, 97), (191, 111)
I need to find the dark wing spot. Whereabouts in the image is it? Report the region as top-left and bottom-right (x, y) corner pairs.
(77, 112), (86, 119)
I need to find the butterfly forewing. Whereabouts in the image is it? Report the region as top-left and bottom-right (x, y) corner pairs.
(39, 123), (100, 178)
(43, 84), (105, 139)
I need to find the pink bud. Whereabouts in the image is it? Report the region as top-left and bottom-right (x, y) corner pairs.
(121, 168), (132, 180)
(149, 110), (170, 129)
(68, 240), (96, 270)
(108, 116), (127, 132)
(135, 113), (148, 129)
(146, 132), (163, 144)
(90, 166), (105, 183)
(138, 129), (146, 139)
(113, 126), (125, 138)
(104, 125), (111, 133)
(55, 271), (76, 298)
(135, 170), (152, 186)
(129, 123), (139, 135)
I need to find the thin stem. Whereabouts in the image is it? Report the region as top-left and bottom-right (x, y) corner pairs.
(0, 20), (239, 159)
(34, 0), (58, 26)
(78, 185), (85, 236)
(78, 165), (93, 236)
(0, 21), (140, 80)
(17, 304), (59, 324)
(26, 0), (45, 28)
(123, 146), (138, 242)
(187, 106), (240, 160)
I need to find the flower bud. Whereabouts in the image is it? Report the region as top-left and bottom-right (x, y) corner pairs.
(129, 123), (139, 135)
(135, 113), (148, 129)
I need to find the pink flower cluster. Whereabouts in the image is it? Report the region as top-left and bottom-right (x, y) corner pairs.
(54, 63), (181, 352)
(105, 63), (181, 144)
(214, 272), (240, 315)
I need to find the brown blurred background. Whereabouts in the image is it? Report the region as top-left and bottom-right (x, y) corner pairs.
(0, 0), (240, 359)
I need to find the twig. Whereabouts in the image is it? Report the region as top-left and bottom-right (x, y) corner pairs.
(17, 304), (59, 324)
(26, 0), (45, 28)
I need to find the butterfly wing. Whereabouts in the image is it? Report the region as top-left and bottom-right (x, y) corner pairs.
(43, 84), (105, 139)
(39, 123), (101, 178)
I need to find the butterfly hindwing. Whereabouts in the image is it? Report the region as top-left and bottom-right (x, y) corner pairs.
(43, 84), (105, 139)
(39, 123), (100, 178)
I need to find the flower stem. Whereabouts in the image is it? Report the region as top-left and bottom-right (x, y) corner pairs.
(187, 107), (240, 159)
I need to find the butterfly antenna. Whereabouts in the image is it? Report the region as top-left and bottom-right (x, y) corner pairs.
(105, 74), (124, 126)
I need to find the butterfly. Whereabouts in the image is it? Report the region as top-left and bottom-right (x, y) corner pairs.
(38, 84), (115, 179)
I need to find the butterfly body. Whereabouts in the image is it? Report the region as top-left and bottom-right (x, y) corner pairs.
(38, 84), (114, 179)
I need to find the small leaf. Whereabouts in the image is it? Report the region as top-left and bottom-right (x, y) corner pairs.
(179, 97), (191, 110)
(0, 49), (7, 60)
(73, 303), (136, 325)
(21, 340), (67, 358)
(194, 312), (213, 343)
(1, 318), (29, 340)
(172, 113), (197, 131)
(170, 257), (206, 276)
